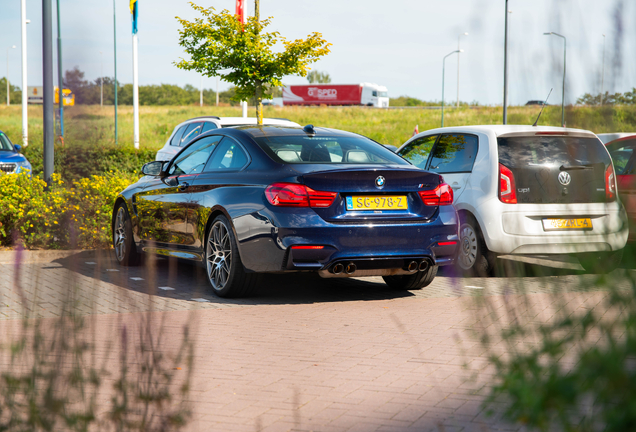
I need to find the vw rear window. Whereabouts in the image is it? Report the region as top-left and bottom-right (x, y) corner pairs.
(254, 135), (409, 165)
(497, 135), (612, 204)
(498, 136), (611, 168)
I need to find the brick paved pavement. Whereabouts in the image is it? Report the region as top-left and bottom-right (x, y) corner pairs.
(0, 249), (633, 431)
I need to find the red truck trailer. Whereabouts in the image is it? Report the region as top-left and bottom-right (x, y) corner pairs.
(282, 83), (389, 107)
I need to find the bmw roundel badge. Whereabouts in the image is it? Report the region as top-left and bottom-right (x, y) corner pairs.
(375, 176), (385, 189)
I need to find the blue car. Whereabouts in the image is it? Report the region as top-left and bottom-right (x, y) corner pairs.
(0, 131), (31, 174)
(111, 125), (459, 297)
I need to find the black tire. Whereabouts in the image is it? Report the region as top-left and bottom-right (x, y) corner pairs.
(383, 264), (438, 290)
(577, 249), (624, 274)
(455, 214), (496, 277)
(204, 215), (259, 298)
(112, 202), (141, 266)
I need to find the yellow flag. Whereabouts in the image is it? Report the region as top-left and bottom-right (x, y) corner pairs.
(129, 0), (137, 14)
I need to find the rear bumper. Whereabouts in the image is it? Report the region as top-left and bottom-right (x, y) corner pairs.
(237, 205), (459, 273)
(475, 198), (629, 254)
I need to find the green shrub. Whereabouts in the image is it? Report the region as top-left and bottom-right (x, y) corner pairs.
(0, 171), (139, 249)
(22, 144), (155, 183)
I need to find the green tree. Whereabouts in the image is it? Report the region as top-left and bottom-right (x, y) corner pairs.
(307, 70), (331, 84)
(577, 88), (636, 105)
(174, 2), (331, 124)
(0, 77), (22, 104)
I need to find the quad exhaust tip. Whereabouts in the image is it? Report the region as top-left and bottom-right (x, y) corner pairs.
(418, 260), (429, 272)
(407, 261), (418, 272)
(332, 263), (344, 274)
(345, 263), (357, 274)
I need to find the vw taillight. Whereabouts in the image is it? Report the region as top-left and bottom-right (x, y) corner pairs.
(499, 163), (517, 204)
(419, 183), (454, 206)
(606, 164), (616, 201)
(265, 183), (337, 208)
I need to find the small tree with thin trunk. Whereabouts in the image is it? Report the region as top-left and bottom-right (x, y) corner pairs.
(175, 2), (331, 124)
(307, 70), (331, 84)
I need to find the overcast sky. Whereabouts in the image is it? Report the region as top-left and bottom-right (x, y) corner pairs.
(0, 0), (634, 105)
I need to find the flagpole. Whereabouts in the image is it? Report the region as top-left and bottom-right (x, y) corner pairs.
(20, 0), (28, 146)
(236, 0), (247, 118)
(132, 35), (139, 149)
(113, 0), (118, 145)
(132, 1), (139, 149)
(56, 0), (64, 142)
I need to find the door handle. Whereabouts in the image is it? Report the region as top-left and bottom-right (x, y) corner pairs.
(178, 182), (189, 191)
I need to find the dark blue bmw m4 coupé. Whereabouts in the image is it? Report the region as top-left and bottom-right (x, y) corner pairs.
(112, 125), (459, 297)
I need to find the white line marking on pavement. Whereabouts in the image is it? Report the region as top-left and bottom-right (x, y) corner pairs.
(106, 269), (119, 272)
(191, 298), (210, 302)
(159, 287), (175, 291)
(130, 277), (144, 281)
(85, 262), (96, 265)
(465, 285), (484, 289)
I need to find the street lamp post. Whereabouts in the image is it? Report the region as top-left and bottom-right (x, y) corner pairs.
(457, 32), (468, 108)
(544, 31), (566, 127)
(100, 51), (103, 107)
(503, 0), (509, 124)
(442, 49), (462, 128)
(600, 34), (605, 106)
(6, 45), (16, 106)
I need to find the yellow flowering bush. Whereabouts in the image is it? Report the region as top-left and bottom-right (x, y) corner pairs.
(0, 171), (139, 249)
(69, 172), (139, 248)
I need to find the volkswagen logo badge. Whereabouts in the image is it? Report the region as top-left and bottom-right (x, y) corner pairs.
(558, 171), (571, 186)
(375, 176), (386, 189)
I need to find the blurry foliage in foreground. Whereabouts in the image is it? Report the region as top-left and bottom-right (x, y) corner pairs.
(1, 255), (194, 431)
(478, 267), (636, 431)
(0, 171), (139, 249)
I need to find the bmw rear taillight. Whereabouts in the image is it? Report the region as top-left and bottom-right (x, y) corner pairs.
(606, 164), (616, 201)
(265, 183), (337, 208)
(499, 163), (517, 204)
(307, 188), (338, 208)
(419, 183), (454, 206)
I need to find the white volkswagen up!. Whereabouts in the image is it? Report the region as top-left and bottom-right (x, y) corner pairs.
(397, 125), (628, 275)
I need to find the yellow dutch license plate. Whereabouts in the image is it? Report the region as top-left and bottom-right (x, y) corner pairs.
(542, 218), (593, 230)
(346, 195), (408, 211)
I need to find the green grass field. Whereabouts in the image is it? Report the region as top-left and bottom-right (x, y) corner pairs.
(2, 104), (635, 150)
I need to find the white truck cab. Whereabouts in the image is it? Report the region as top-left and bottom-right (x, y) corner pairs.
(360, 83), (389, 107)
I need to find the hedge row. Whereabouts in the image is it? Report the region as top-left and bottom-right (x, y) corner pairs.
(0, 171), (139, 249)
(23, 144), (156, 183)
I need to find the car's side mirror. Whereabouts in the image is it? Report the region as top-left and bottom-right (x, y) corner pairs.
(14, 144), (22, 153)
(383, 144), (398, 153)
(141, 161), (164, 176)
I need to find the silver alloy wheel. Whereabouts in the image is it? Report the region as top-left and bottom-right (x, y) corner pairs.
(114, 207), (127, 262)
(206, 221), (233, 291)
(457, 223), (478, 270)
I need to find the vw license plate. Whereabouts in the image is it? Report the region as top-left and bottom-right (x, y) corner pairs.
(346, 196), (408, 211)
(542, 218), (593, 230)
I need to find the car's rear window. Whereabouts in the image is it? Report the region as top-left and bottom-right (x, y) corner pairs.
(606, 138), (636, 175)
(498, 135), (612, 204)
(254, 135), (409, 165)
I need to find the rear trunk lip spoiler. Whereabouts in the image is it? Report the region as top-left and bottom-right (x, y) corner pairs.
(497, 131), (597, 139)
